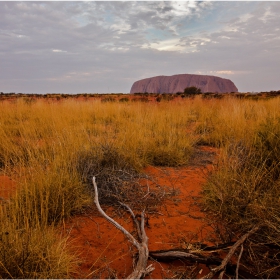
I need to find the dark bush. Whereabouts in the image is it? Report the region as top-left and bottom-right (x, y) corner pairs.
(184, 86), (202, 95)
(119, 97), (129, 102)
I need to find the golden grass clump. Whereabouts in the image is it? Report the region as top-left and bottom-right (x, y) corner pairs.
(202, 98), (280, 278)
(0, 219), (77, 279)
(0, 97), (196, 278)
(1, 94), (280, 278)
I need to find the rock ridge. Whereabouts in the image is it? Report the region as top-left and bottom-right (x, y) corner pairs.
(130, 74), (238, 94)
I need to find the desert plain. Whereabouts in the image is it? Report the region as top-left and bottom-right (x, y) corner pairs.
(0, 91), (280, 279)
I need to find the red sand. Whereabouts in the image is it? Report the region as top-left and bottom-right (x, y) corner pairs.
(64, 147), (218, 279)
(0, 175), (17, 201)
(0, 147), (219, 279)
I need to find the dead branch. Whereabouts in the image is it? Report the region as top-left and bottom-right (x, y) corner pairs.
(236, 244), (243, 279)
(201, 225), (259, 279)
(149, 250), (222, 265)
(119, 202), (142, 240)
(93, 176), (154, 279)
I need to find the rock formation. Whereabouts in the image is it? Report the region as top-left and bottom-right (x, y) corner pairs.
(130, 74), (238, 94)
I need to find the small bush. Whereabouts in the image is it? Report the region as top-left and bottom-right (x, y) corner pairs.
(76, 144), (141, 206)
(203, 134), (280, 278)
(119, 97), (129, 102)
(184, 86), (202, 95)
(101, 96), (116, 103)
(146, 147), (189, 167)
(0, 223), (77, 279)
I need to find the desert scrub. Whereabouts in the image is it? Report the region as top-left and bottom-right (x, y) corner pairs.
(9, 163), (92, 228)
(76, 143), (141, 205)
(0, 219), (77, 279)
(202, 117), (280, 278)
(0, 97), (196, 277)
(191, 96), (273, 147)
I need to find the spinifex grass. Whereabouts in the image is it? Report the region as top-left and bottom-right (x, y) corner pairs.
(0, 97), (196, 278)
(1, 95), (280, 278)
(0, 216), (77, 279)
(200, 97), (280, 278)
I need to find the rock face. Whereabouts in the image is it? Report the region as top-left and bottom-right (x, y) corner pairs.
(130, 74), (238, 94)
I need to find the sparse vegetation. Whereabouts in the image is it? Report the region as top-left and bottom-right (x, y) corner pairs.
(200, 97), (280, 278)
(0, 93), (280, 278)
(0, 97), (195, 278)
(184, 86), (202, 95)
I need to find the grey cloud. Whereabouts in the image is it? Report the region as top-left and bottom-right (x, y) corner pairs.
(0, 1), (279, 93)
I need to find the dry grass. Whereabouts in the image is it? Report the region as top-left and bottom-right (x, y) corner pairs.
(0, 97), (195, 278)
(200, 97), (280, 278)
(1, 95), (280, 278)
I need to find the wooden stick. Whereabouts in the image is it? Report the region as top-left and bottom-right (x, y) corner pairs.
(201, 225), (259, 279)
(92, 176), (154, 279)
(149, 250), (222, 265)
(119, 202), (142, 241)
(236, 244), (244, 279)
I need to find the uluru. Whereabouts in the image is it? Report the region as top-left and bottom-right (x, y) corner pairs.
(130, 74), (238, 94)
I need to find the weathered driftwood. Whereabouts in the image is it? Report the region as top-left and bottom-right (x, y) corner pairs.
(92, 176), (154, 279)
(93, 175), (260, 279)
(149, 250), (222, 265)
(149, 243), (258, 279)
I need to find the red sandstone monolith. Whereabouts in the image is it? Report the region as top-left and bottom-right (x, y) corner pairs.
(130, 74), (238, 94)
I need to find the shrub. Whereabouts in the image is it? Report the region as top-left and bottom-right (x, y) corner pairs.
(119, 97), (129, 102)
(76, 144), (141, 206)
(203, 125), (280, 278)
(101, 96), (116, 102)
(156, 96), (162, 102)
(0, 222), (77, 279)
(184, 86), (202, 95)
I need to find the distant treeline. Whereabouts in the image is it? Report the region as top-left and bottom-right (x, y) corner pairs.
(1, 90), (280, 101)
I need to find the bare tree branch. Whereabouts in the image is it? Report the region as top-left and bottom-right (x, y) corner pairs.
(119, 202), (142, 241)
(236, 244), (244, 279)
(201, 225), (259, 279)
(92, 176), (154, 279)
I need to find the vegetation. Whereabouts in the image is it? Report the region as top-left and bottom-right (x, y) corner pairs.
(0, 92), (280, 278)
(200, 98), (280, 278)
(0, 97), (194, 278)
(184, 86), (202, 95)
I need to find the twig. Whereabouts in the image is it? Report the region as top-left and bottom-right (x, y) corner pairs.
(92, 176), (154, 279)
(149, 250), (222, 265)
(142, 182), (150, 199)
(201, 225), (259, 279)
(93, 177), (139, 250)
(236, 244), (244, 279)
(119, 202), (142, 241)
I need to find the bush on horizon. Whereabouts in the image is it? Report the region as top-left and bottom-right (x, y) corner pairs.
(184, 86), (202, 95)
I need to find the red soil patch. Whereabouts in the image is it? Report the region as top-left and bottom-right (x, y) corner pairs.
(64, 146), (219, 279)
(0, 175), (17, 201)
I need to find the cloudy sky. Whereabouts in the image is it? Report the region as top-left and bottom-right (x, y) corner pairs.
(1, 1), (280, 94)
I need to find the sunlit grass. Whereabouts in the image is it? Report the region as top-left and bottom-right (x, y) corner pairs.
(1, 95), (280, 278)
(0, 97), (196, 278)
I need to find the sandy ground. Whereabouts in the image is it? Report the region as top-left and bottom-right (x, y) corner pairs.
(0, 175), (16, 202)
(0, 146), (219, 279)
(63, 146), (219, 279)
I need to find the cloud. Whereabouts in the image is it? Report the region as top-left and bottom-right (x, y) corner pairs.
(0, 1), (279, 93)
(52, 49), (67, 53)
